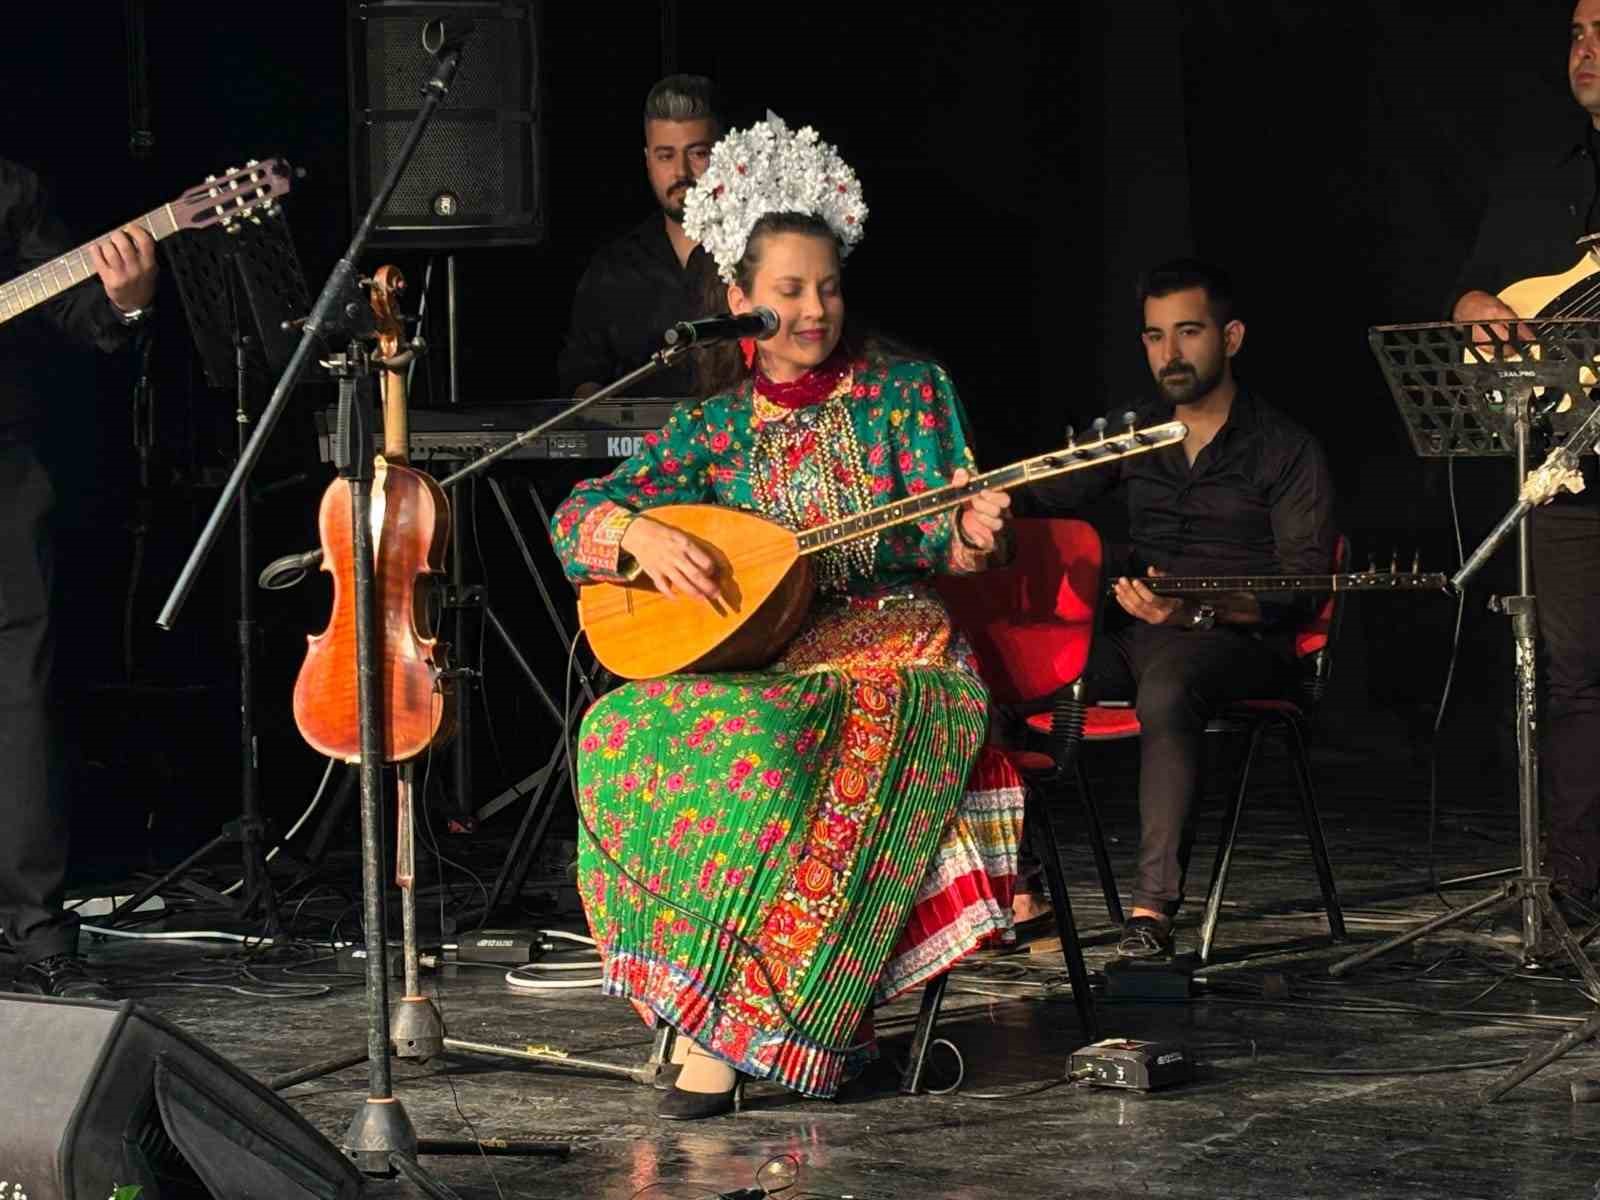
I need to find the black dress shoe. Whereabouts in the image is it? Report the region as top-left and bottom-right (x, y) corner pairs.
(1116, 916), (1174, 960)
(9, 954), (113, 1000)
(656, 1077), (745, 1120)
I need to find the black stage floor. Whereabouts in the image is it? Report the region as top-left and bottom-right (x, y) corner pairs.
(64, 725), (1600, 1200)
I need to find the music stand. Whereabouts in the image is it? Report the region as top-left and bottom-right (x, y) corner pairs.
(106, 205), (311, 929)
(1332, 317), (1600, 1100)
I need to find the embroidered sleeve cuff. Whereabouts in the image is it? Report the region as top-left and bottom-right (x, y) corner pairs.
(946, 510), (989, 575)
(573, 501), (636, 579)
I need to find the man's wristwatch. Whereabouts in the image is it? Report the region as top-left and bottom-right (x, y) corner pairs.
(112, 300), (151, 326)
(1187, 602), (1217, 631)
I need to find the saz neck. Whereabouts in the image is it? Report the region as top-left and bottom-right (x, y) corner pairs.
(0, 207), (180, 326)
(1143, 571), (1449, 595)
(795, 422), (1186, 557)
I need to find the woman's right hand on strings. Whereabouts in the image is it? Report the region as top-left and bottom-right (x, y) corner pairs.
(620, 516), (720, 600)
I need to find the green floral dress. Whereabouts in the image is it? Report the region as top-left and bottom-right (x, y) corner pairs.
(551, 355), (1023, 1098)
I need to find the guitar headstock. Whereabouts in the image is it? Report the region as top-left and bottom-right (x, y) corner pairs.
(171, 158), (292, 233)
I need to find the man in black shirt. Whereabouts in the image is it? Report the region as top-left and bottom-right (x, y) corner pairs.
(1451, 0), (1600, 919)
(557, 75), (722, 398)
(1029, 259), (1336, 958)
(0, 157), (157, 998)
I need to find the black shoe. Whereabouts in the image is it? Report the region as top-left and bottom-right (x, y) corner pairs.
(9, 954), (113, 1000)
(1116, 916), (1174, 960)
(656, 1077), (745, 1120)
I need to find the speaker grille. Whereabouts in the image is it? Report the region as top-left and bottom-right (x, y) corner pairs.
(349, 0), (544, 248)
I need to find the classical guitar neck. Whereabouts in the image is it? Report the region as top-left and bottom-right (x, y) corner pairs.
(0, 207), (179, 327)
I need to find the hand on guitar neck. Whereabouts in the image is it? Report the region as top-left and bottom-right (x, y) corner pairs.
(91, 225), (159, 313)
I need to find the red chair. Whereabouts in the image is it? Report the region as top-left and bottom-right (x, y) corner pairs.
(1025, 536), (1350, 964)
(897, 518), (1109, 1095)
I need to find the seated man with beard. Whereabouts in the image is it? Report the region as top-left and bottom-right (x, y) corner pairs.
(557, 74), (723, 398)
(1026, 259), (1336, 960)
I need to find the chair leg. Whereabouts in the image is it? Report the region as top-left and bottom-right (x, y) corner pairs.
(1285, 717), (1346, 943)
(899, 975), (950, 1095)
(1198, 723), (1265, 965)
(1073, 758), (1125, 926)
(1026, 789), (1100, 1044)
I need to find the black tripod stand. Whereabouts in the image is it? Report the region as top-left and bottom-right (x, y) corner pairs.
(109, 201), (310, 929)
(1334, 317), (1600, 1100)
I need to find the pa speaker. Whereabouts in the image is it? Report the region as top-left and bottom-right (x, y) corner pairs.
(348, 0), (545, 248)
(0, 995), (360, 1200)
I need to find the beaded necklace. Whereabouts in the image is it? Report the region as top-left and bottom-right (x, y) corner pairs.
(749, 362), (876, 593)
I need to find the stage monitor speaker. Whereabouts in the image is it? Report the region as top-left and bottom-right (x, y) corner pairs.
(348, 0), (545, 249)
(0, 995), (361, 1200)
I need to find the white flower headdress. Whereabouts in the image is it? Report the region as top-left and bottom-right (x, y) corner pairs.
(682, 112), (868, 284)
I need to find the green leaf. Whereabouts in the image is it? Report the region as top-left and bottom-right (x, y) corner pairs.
(111, 1187), (144, 1200)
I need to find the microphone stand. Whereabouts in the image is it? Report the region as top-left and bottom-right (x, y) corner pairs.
(154, 27), (564, 1197)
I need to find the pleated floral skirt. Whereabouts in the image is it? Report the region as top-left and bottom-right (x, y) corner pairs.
(573, 589), (1023, 1098)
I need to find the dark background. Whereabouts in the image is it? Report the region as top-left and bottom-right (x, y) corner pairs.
(1, 0), (1581, 882)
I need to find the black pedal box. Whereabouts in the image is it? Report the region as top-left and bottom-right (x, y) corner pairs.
(1105, 951), (1199, 999)
(1071, 1039), (1194, 1091)
(455, 929), (538, 965)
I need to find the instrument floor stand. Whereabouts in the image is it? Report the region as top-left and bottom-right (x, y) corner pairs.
(1346, 318), (1600, 1102)
(110, 205), (313, 932)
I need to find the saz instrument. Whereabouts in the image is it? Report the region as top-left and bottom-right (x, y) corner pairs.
(0, 159), (291, 326)
(292, 266), (455, 763)
(1131, 569), (1450, 598)
(579, 419), (1188, 680)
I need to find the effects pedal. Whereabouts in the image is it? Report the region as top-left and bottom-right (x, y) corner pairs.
(1070, 1039), (1194, 1091)
(453, 929), (539, 965)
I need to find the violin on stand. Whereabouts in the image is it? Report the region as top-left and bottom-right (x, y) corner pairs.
(292, 266), (464, 1137)
(293, 264), (455, 763)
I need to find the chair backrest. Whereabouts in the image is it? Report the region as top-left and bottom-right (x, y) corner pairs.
(935, 518), (1103, 705)
(1294, 534), (1349, 710)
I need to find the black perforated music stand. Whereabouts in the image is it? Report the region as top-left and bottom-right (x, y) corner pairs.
(1335, 317), (1600, 1101)
(109, 209), (312, 929)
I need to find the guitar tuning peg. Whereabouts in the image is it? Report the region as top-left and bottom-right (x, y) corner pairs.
(1122, 410), (1138, 430)
(1367, 553), (1377, 573)
(1091, 417), (1108, 441)
(1389, 547), (1398, 574)
(1063, 424), (1075, 448)
(1410, 548), (1421, 575)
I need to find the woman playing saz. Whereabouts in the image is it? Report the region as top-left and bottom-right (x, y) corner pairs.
(551, 115), (1021, 1118)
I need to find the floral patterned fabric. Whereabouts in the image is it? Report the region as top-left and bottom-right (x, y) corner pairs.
(551, 356), (1022, 1098)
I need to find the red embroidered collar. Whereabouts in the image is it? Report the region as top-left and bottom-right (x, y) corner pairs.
(754, 347), (853, 410)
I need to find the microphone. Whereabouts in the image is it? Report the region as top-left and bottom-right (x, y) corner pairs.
(420, 16), (474, 54)
(663, 307), (779, 347)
